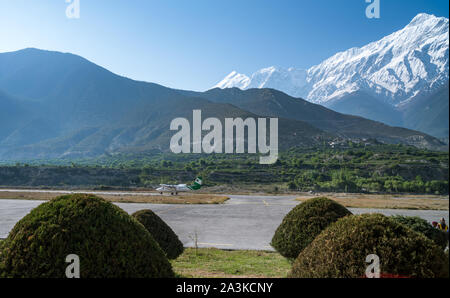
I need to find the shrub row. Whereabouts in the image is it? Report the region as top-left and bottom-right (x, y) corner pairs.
(271, 197), (352, 259)
(271, 197), (449, 278)
(132, 209), (184, 260)
(289, 214), (448, 278)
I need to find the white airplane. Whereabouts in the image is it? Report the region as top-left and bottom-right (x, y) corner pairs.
(156, 177), (203, 195)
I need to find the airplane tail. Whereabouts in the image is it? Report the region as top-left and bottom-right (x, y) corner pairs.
(188, 177), (203, 190)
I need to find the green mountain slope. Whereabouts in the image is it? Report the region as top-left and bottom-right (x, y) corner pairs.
(0, 49), (330, 160)
(180, 87), (445, 150)
(0, 48), (446, 160)
(324, 91), (403, 127)
(0, 90), (30, 140)
(401, 82), (449, 138)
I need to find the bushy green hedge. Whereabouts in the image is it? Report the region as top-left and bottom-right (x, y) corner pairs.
(132, 209), (184, 259)
(290, 214), (449, 278)
(271, 197), (352, 259)
(0, 194), (174, 278)
(391, 215), (448, 249)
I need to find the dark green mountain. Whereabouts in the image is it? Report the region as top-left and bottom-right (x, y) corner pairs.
(0, 90), (30, 140)
(0, 49), (329, 160)
(0, 48), (446, 160)
(324, 91), (403, 127)
(180, 87), (445, 149)
(0, 48), (185, 130)
(401, 82), (449, 139)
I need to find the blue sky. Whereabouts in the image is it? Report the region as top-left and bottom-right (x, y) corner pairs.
(0, 0), (448, 91)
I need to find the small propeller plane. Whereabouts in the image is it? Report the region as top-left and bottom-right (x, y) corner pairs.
(156, 177), (203, 195)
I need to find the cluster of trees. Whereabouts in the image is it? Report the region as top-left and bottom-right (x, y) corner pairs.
(1, 144), (448, 194)
(287, 169), (448, 194)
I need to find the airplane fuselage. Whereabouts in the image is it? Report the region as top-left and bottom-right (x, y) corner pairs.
(156, 177), (202, 194)
(156, 184), (190, 194)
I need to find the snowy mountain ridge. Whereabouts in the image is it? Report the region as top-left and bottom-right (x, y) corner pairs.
(214, 13), (449, 106)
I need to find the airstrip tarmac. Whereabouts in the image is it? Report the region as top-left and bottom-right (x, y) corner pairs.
(0, 193), (448, 250)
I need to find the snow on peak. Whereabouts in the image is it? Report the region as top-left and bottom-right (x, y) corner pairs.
(408, 13), (442, 26)
(214, 71), (250, 89)
(213, 13), (449, 105)
(218, 66), (309, 97)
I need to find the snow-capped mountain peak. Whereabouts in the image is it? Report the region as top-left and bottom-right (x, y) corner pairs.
(213, 13), (449, 106)
(214, 66), (309, 97)
(215, 71), (250, 89)
(409, 12), (441, 26)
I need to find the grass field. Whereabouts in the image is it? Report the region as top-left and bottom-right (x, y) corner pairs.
(0, 191), (229, 204)
(0, 244), (290, 277)
(171, 248), (291, 278)
(296, 193), (449, 210)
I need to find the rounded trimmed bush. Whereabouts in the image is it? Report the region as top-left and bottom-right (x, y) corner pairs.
(132, 209), (184, 259)
(0, 194), (174, 278)
(290, 214), (449, 278)
(391, 215), (448, 249)
(271, 197), (352, 259)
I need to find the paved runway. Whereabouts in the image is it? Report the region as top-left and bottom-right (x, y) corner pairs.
(0, 195), (448, 250)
